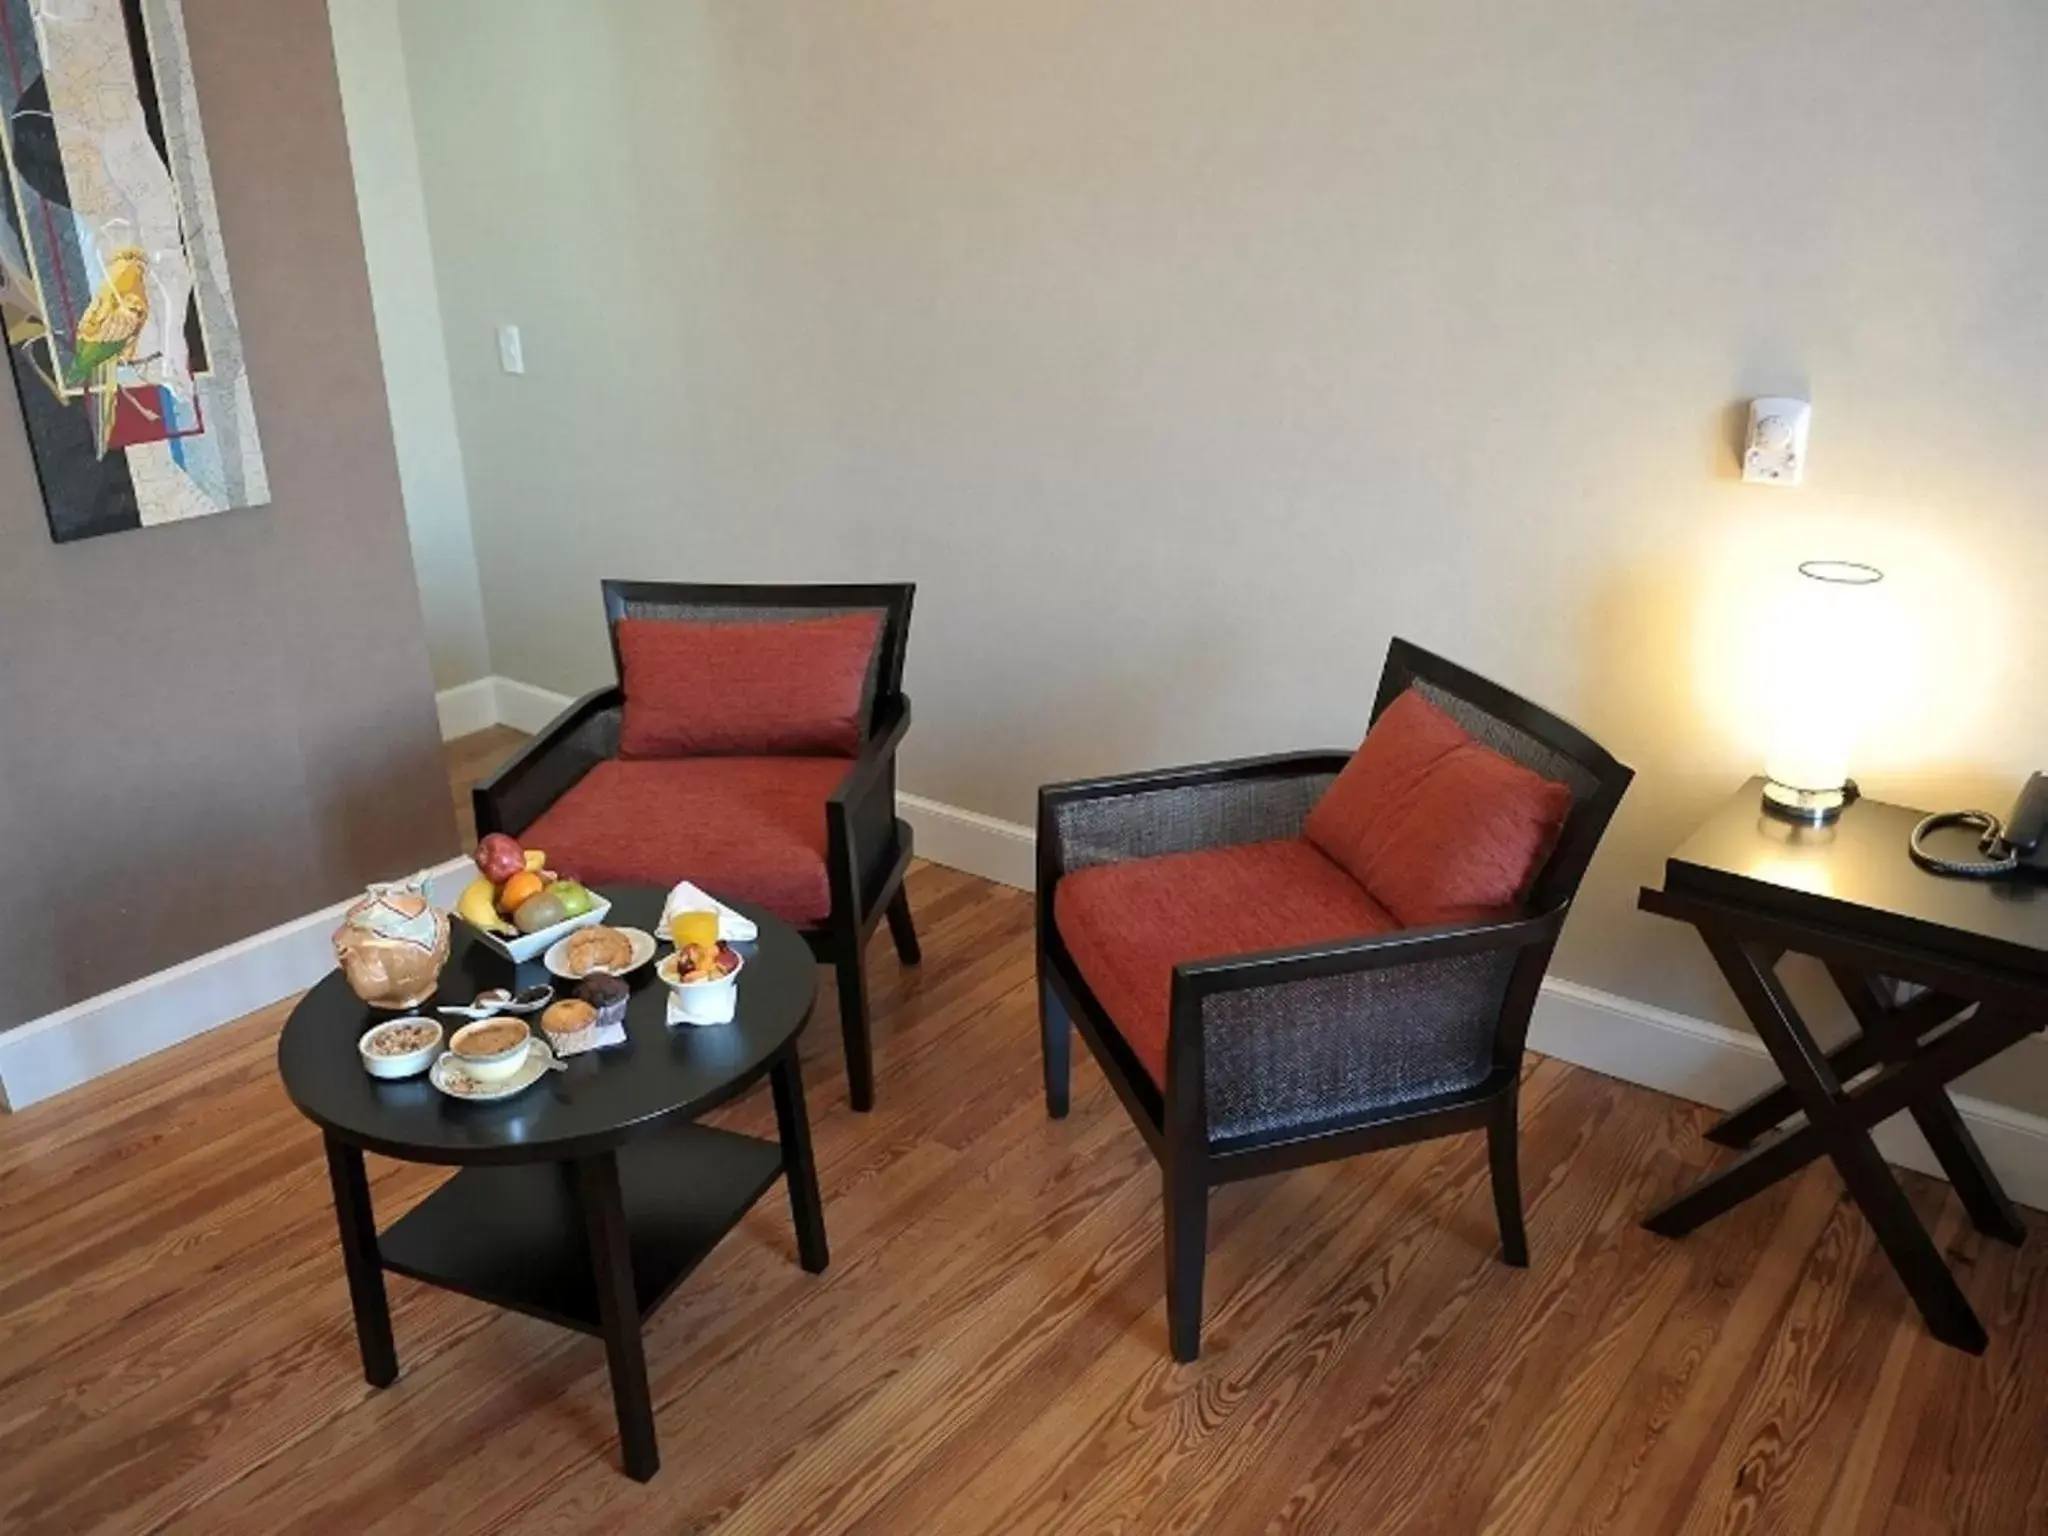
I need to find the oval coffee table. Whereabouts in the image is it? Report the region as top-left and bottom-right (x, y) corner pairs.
(278, 887), (825, 1482)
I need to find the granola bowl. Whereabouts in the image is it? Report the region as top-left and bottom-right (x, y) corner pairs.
(357, 1017), (443, 1080)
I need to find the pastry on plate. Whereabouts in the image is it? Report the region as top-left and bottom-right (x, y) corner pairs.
(562, 925), (634, 977)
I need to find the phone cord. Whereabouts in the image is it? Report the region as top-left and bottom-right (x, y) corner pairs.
(1909, 810), (2020, 878)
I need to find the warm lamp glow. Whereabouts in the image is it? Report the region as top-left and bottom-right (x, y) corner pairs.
(1760, 560), (1885, 823)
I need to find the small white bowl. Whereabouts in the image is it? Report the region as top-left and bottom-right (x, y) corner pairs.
(447, 1019), (535, 1084)
(656, 950), (745, 1026)
(358, 1017), (443, 1079)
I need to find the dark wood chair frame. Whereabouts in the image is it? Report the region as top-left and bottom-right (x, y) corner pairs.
(473, 580), (921, 1112)
(1037, 639), (1634, 1360)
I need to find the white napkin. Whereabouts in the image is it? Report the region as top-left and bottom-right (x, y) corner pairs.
(659, 882), (759, 943)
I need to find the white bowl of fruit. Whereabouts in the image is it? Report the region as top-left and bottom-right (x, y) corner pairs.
(453, 833), (610, 964)
(656, 941), (745, 1025)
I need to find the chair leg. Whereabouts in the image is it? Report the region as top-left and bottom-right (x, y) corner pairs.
(1488, 1091), (1528, 1268)
(886, 888), (922, 966)
(1165, 1161), (1208, 1362)
(1040, 983), (1070, 1119)
(834, 942), (875, 1113)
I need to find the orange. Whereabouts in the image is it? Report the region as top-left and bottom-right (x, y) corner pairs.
(497, 871), (545, 914)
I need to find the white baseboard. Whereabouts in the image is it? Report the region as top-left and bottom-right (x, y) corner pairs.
(436, 676), (580, 741)
(1531, 978), (2048, 1213)
(900, 794), (1038, 891)
(427, 675), (2048, 1210)
(0, 858), (475, 1113)
(434, 677), (497, 741)
(493, 676), (579, 734)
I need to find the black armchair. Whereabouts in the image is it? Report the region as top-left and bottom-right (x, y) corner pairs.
(474, 581), (920, 1111)
(1038, 639), (1633, 1360)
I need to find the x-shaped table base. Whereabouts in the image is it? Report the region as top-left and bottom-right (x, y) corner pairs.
(1642, 933), (2038, 1354)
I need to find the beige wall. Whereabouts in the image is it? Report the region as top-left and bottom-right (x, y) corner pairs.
(397, 2), (2047, 1099)
(0, 0), (457, 1033)
(328, 0), (489, 689)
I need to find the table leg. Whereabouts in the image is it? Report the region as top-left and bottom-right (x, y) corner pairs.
(1828, 967), (2025, 1246)
(323, 1135), (397, 1388)
(1644, 1121), (1827, 1237)
(1705, 983), (1970, 1150)
(1694, 934), (1987, 1353)
(1705, 1033), (1886, 1149)
(770, 1046), (830, 1274)
(574, 1153), (659, 1482)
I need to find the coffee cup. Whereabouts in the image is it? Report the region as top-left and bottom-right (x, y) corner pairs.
(448, 1018), (533, 1084)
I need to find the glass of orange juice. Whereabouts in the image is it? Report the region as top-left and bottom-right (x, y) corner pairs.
(670, 910), (720, 953)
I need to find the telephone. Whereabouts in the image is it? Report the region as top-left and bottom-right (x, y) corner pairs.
(1910, 773), (2048, 878)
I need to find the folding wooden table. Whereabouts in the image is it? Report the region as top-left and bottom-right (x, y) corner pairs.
(1639, 779), (2048, 1353)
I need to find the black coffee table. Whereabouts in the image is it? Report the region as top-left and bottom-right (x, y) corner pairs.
(277, 887), (826, 1481)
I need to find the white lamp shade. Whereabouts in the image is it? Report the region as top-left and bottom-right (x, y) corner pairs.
(1760, 562), (1886, 814)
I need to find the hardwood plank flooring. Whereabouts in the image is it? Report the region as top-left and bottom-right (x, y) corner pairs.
(1, 730), (2045, 1533)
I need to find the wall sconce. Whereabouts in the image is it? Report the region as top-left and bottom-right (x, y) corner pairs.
(1760, 560), (1885, 824)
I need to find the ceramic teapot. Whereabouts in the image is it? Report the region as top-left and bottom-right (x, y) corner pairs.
(333, 875), (450, 1010)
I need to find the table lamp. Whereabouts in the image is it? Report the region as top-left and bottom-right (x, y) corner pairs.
(1760, 560), (1885, 824)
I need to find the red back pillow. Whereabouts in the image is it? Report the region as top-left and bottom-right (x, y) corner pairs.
(617, 613), (881, 758)
(1305, 689), (1573, 927)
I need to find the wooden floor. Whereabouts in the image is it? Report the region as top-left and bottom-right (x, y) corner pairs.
(2, 736), (2046, 1534)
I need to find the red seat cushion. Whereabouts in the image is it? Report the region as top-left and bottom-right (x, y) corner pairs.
(617, 613), (881, 759)
(1305, 689), (1572, 927)
(1053, 838), (1397, 1087)
(522, 757), (852, 925)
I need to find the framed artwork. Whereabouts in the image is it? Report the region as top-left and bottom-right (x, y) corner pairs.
(0, 0), (267, 543)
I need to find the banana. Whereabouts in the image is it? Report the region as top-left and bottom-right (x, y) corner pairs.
(456, 877), (515, 935)
(523, 849), (548, 873)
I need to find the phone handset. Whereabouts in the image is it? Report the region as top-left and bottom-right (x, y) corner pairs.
(1911, 773), (2048, 879)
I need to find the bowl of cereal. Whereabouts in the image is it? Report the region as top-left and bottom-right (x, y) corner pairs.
(358, 1016), (443, 1079)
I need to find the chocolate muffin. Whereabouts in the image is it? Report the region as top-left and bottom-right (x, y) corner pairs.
(576, 973), (631, 1030)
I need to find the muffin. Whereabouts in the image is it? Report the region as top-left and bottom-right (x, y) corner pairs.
(575, 974), (631, 1031)
(540, 998), (597, 1050)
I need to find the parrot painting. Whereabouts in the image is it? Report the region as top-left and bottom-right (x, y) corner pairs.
(64, 246), (152, 455)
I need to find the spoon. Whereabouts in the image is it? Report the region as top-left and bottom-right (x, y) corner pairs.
(437, 985), (554, 1022)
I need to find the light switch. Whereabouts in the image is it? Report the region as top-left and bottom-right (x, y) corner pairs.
(1743, 397), (1810, 486)
(497, 324), (526, 376)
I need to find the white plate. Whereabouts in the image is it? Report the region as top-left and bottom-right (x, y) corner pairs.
(459, 897), (614, 966)
(430, 1037), (555, 1102)
(543, 926), (657, 982)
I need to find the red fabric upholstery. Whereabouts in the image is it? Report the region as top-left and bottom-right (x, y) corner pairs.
(1053, 839), (1397, 1087)
(1305, 689), (1572, 928)
(618, 613), (881, 759)
(522, 757), (852, 925)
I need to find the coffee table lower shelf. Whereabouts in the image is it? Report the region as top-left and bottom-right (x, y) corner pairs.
(377, 1123), (785, 1335)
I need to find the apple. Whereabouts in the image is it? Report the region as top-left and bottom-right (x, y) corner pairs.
(548, 880), (595, 918)
(476, 833), (526, 884)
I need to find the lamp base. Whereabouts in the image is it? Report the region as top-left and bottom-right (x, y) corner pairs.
(1761, 777), (1860, 826)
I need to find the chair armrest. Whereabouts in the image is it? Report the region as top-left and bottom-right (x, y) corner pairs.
(1039, 750), (1352, 883)
(827, 697), (912, 919)
(473, 686), (624, 840)
(1170, 907), (1565, 1143)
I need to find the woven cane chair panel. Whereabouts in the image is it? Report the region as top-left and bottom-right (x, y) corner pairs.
(1200, 946), (1515, 1141)
(1051, 772), (1338, 875)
